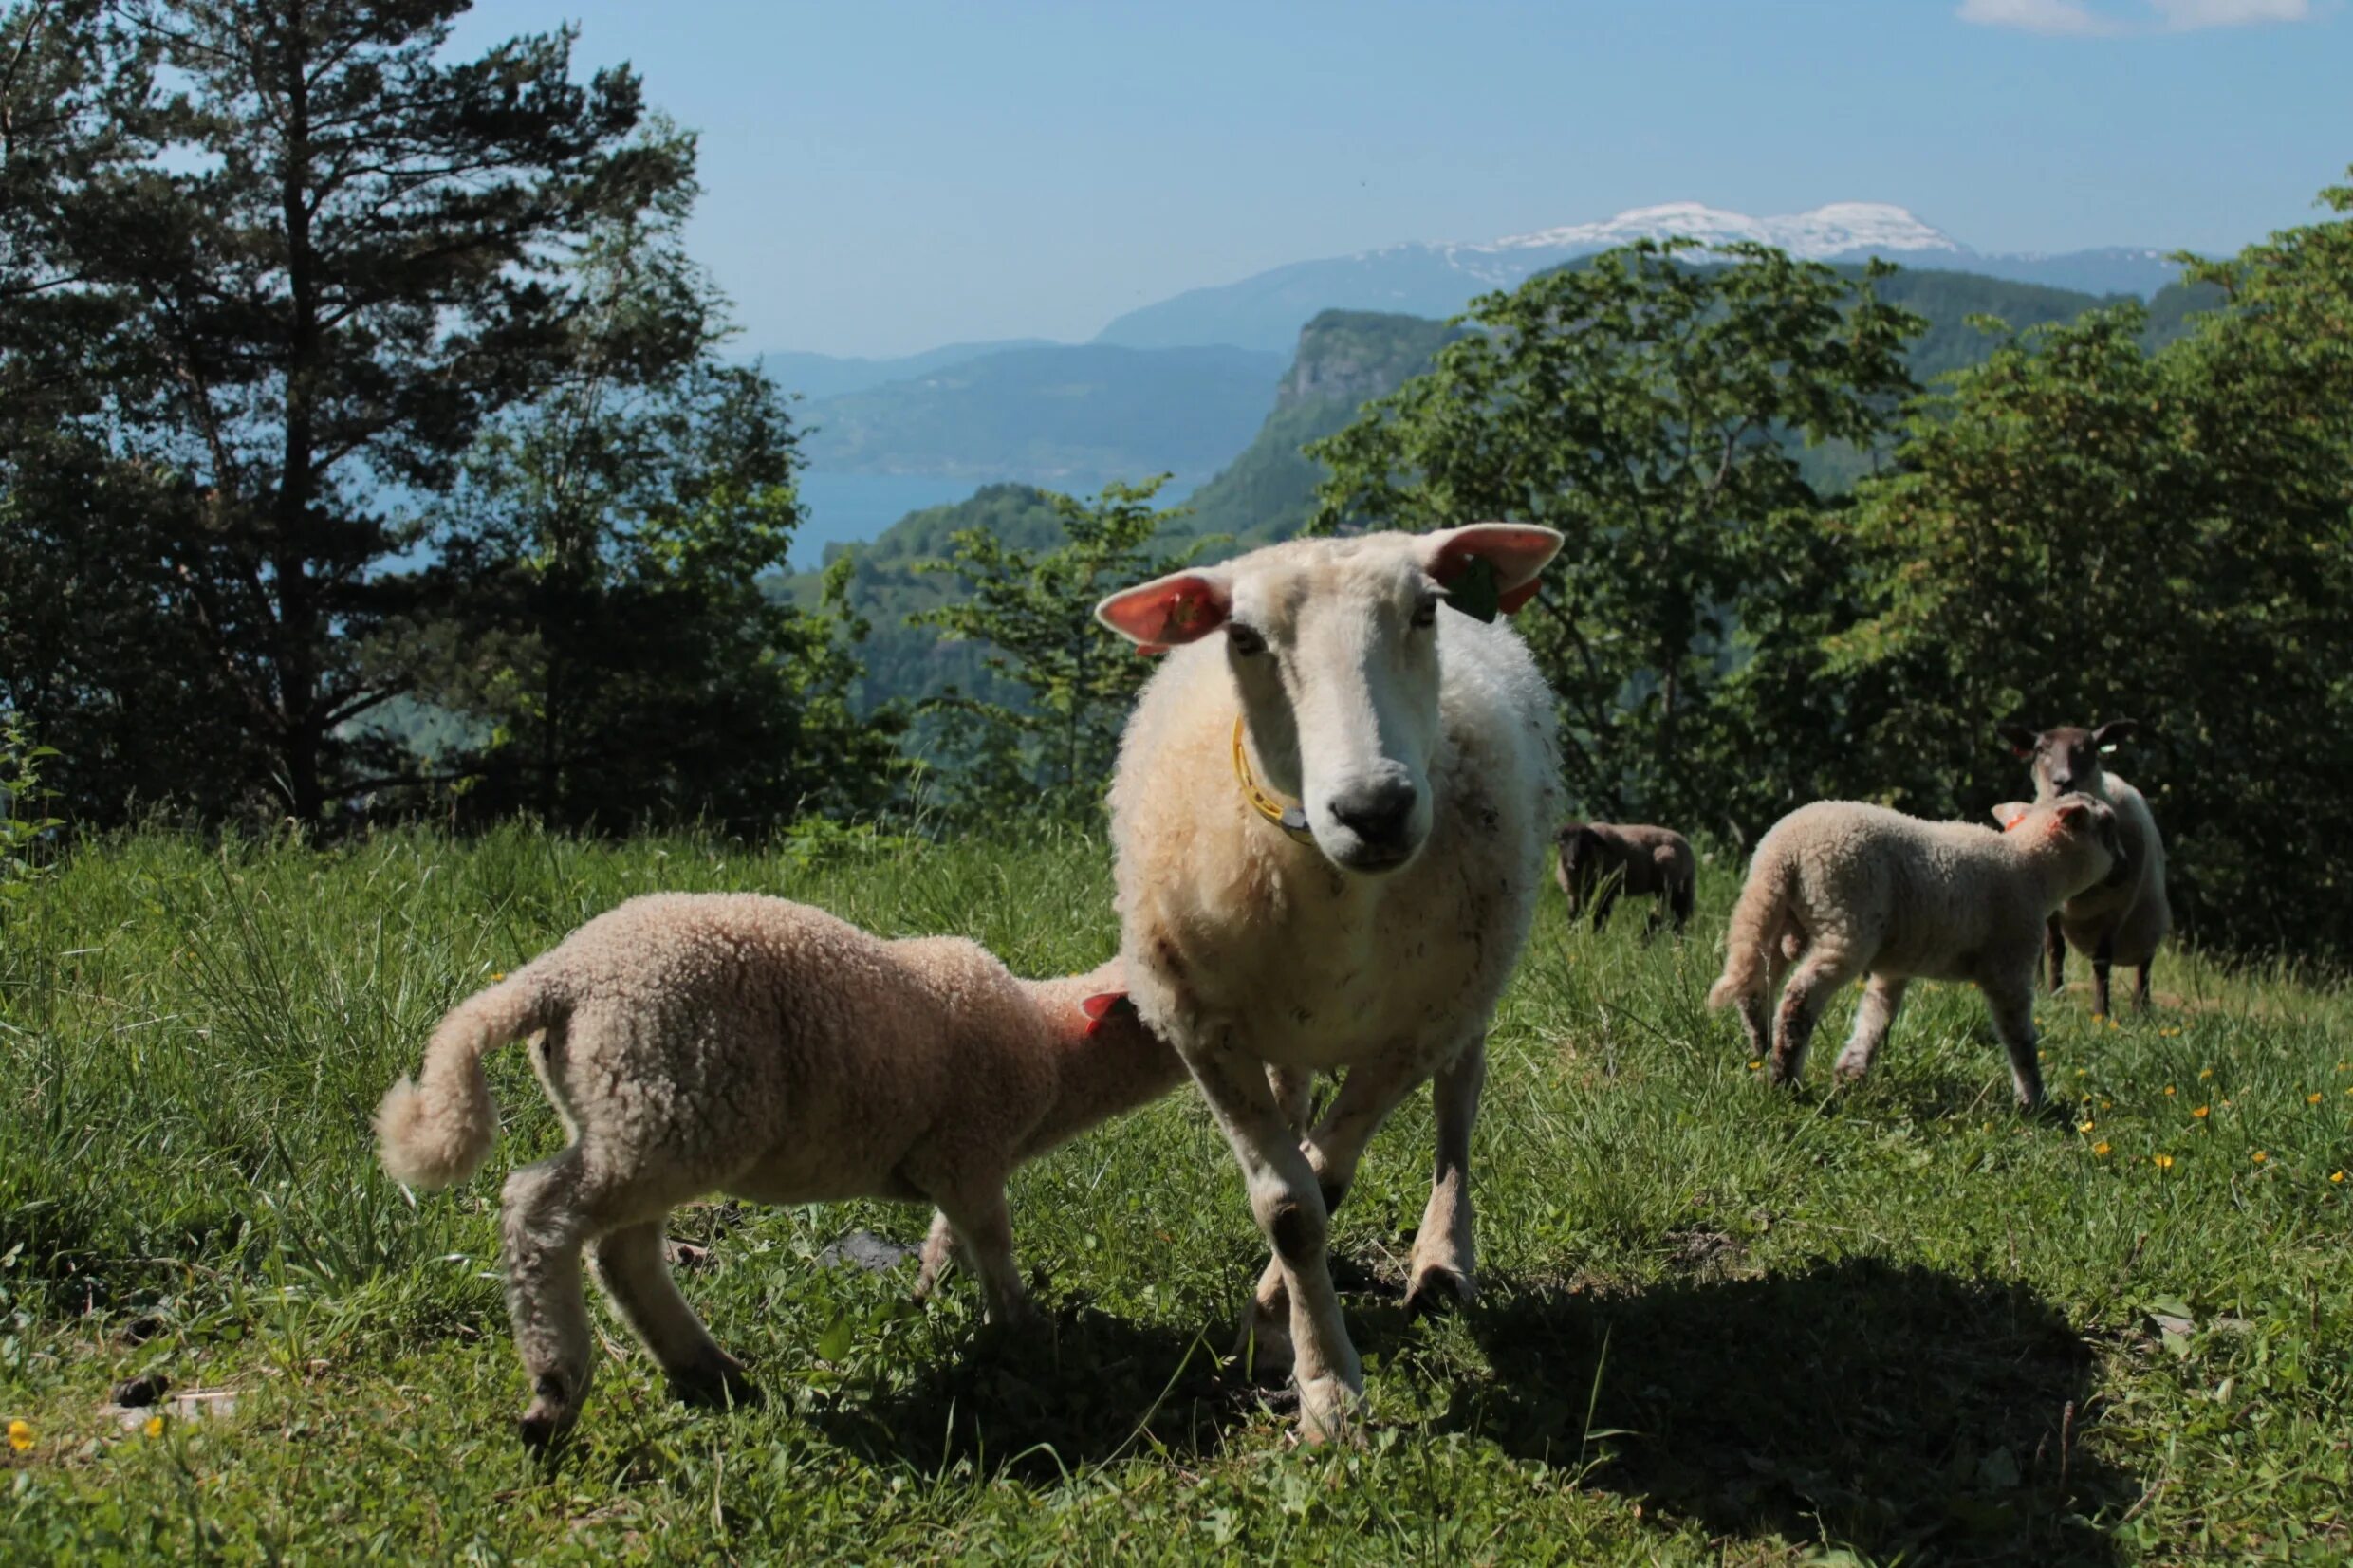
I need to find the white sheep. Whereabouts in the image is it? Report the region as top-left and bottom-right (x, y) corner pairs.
(1094, 523), (1564, 1443)
(1707, 795), (2125, 1109)
(374, 893), (1182, 1449)
(1999, 720), (2172, 1014)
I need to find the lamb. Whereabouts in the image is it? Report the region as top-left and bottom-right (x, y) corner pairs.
(373, 893), (1183, 1450)
(1556, 821), (1696, 934)
(1998, 720), (2172, 1015)
(1707, 795), (2126, 1110)
(1095, 523), (1564, 1443)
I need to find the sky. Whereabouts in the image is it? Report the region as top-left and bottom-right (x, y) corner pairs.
(449, 0), (2351, 359)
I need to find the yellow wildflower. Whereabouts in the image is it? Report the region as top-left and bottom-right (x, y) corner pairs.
(2251, 1151), (2269, 1164)
(2101, 1099), (2113, 1109)
(1748, 1060), (1762, 1071)
(2332, 1171), (2346, 1184)
(2198, 1067), (2213, 1079)
(2075, 1068), (2087, 1078)
(2093, 1141), (2112, 1156)
(7, 1418), (29, 1452)
(2193, 1105), (2211, 1119)
(2078, 1120), (2096, 1134)
(2163, 1085), (2177, 1097)
(143, 1414), (164, 1439)
(2154, 1153), (2175, 1170)
(491, 971), (507, 981)
(2309, 1093), (2325, 1106)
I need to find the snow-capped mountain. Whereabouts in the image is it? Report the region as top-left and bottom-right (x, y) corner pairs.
(1094, 202), (2182, 352)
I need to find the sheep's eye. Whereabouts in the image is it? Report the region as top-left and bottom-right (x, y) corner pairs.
(1227, 624), (1266, 657)
(1411, 595), (1439, 630)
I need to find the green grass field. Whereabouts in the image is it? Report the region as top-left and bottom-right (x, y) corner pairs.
(3, 827), (2348, 1564)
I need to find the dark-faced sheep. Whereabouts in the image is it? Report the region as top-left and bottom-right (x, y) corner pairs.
(1999, 719), (2172, 1014)
(1555, 821), (1695, 934)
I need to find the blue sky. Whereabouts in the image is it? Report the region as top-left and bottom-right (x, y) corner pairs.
(451, 1), (2350, 357)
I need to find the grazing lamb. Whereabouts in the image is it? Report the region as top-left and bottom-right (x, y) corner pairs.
(1095, 523), (1564, 1443)
(374, 894), (1183, 1449)
(1707, 795), (2125, 1110)
(1556, 821), (1695, 934)
(1999, 719), (2172, 1014)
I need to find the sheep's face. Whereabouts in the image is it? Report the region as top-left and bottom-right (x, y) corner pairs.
(1096, 525), (1564, 877)
(2000, 719), (2138, 800)
(1996, 793), (2129, 892)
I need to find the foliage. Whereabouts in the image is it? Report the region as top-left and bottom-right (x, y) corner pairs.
(4, 829), (2351, 1561)
(400, 200), (901, 832)
(1833, 171), (2353, 957)
(0, 718), (61, 906)
(909, 477), (1213, 821)
(1310, 240), (1922, 830)
(0, 0), (691, 823)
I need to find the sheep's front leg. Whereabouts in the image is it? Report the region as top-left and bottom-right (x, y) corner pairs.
(1406, 1035), (1484, 1317)
(1769, 948), (1862, 1090)
(912, 1209), (964, 1301)
(1189, 1042), (1362, 1444)
(1833, 974), (1909, 1086)
(932, 1185), (1038, 1330)
(2091, 932), (2117, 1019)
(1982, 978), (2047, 1111)
(592, 1220), (755, 1411)
(2046, 916), (2066, 996)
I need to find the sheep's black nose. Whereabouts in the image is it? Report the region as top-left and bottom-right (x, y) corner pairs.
(1330, 777), (1418, 849)
(2052, 774), (2075, 792)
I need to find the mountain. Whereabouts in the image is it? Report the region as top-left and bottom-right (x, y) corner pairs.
(796, 342), (1286, 490)
(752, 339), (1053, 401)
(1093, 202), (2190, 352)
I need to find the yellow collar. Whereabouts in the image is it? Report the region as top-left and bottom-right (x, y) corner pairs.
(1232, 717), (1318, 846)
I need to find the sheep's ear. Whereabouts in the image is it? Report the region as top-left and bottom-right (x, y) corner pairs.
(2053, 799), (2093, 831)
(1997, 724), (2039, 758)
(2092, 719), (2138, 753)
(1992, 802), (2031, 831)
(1423, 524), (1565, 618)
(1095, 570), (1231, 649)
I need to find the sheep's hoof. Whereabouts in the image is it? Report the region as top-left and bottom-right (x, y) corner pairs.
(1831, 1055), (1870, 1086)
(517, 1376), (576, 1454)
(1293, 1374), (1365, 1447)
(1403, 1264), (1474, 1320)
(1233, 1302), (1295, 1383)
(668, 1352), (760, 1411)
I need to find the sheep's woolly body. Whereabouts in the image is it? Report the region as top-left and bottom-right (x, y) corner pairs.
(375, 894), (1182, 1448)
(1556, 821), (1695, 932)
(2049, 771), (2170, 968)
(1708, 799), (2120, 1108)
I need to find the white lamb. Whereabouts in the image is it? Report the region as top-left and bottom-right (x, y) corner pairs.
(1094, 523), (1564, 1443)
(1707, 795), (2126, 1109)
(374, 893), (1182, 1449)
(1999, 720), (2172, 1014)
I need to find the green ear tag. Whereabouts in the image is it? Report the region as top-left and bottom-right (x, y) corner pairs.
(1450, 556), (1500, 624)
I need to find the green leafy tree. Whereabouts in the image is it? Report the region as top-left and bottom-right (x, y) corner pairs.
(0, 0), (689, 823)
(407, 206), (901, 831)
(1835, 171), (2353, 956)
(910, 477), (1213, 823)
(1311, 241), (1921, 829)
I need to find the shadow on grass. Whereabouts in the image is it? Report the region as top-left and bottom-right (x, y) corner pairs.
(1447, 1256), (2131, 1565)
(806, 1302), (1261, 1481)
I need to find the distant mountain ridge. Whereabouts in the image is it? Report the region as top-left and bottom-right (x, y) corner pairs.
(1094, 202), (2189, 351)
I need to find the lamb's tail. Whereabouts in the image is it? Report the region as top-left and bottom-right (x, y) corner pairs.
(1707, 850), (1790, 1011)
(375, 972), (563, 1190)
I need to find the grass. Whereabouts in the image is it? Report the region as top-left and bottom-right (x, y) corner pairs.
(2, 824), (2348, 1564)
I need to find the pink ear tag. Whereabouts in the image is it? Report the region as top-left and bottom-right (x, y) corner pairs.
(1080, 991), (1136, 1036)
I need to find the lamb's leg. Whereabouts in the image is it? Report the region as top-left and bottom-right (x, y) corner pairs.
(591, 1220), (754, 1411)
(1406, 1034), (1485, 1317)
(1768, 947), (1862, 1090)
(2091, 932), (2116, 1018)
(931, 1184), (1038, 1330)
(913, 1209), (967, 1300)
(2046, 916), (2066, 996)
(501, 1150), (600, 1451)
(1983, 978), (2047, 1110)
(1833, 974), (1910, 1085)
(1188, 1042), (1362, 1444)
(1268, 1064), (1316, 1133)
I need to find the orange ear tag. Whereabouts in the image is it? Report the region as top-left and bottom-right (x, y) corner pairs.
(1080, 991), (1136, 1037)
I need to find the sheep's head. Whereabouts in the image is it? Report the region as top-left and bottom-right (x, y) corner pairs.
(1097, 524), (1563, 876)
(1999, 719), (2137, 800)
(1993, 792), (2129, 893)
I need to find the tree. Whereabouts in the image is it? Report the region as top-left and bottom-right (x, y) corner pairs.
(1834, 170), (2353, 957)
(405, 204), (901, 831)
(910, 477), (1213, 823)
(1310, 242), (1921, 828)
(1, 0), (690, 822)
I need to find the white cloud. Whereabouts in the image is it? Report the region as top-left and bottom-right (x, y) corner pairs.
(2147, 0), (2309, 27)
(1958, 0), (2312, 29)
(1957, 0), (2126, 33)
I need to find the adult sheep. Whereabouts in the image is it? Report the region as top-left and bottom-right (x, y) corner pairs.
(1998, 719), (2171, 1014)
(1095, 524), (1563, 1443)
